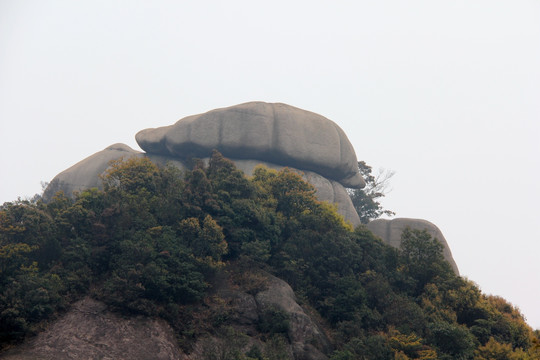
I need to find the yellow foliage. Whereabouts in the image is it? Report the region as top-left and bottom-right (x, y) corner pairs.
(533, 336), (540, 351)
(389, 332), (423, 352)
(316, 201), (354, 232)
(179, 215), (227, 265)
(101, 156), (160, 194)
(417, 349), (438, 360)
(0, 242), (35, 259)
(251, 165), (354, 233)
(420, 283), (457, 323)
(487, 295), (527, 322)
(0, 210), (25, 235)
(394, 351), (411, 360)
(474, 337), (527, 360)
(387, 328), (437, 359)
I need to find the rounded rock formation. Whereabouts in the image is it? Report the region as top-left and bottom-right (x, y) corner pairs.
(44, 102), (365, 226)
(42, 144), (143, 202)
(367, 218), (459, 274)
(136, 102), (365, 189)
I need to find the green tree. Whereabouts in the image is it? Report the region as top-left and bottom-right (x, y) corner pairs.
(474, 337), (521, 360)
(4, 150), (540, 358)
(399, 228), (454, 295)
(427, 321), (476, 359)
(179, 215), (228, 266)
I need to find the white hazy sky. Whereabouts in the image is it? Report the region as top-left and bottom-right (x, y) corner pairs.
(1, 1), (539, 329)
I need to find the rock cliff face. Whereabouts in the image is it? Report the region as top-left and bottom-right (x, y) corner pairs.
(367, 218), (459, 274)
(0, 297), (183, 360)
(0, 272), (331, 360)
(43, 102), (363, 226)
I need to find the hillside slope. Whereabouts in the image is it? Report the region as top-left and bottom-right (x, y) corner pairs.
(1, 154), (538, 359)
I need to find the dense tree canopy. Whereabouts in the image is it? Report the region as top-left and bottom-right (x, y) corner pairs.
(1, 152), (538, 359)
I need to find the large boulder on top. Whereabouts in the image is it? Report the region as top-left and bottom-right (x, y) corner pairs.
(367, 218), (459, 274)
(135, 102), (365, 189)
(43, 102), (365, 225)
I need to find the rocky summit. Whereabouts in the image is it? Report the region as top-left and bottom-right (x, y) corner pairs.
(43, 102), (364, 226)
(41, 102), (461, 269)
(135, 102), (364, 189)
(8, 102), (532, 360)
(42, 102), (459, 266)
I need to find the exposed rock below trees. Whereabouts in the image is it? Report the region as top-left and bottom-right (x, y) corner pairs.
(0, 273), (331, 360)
(0, 297), (183, 360)
(254, 275), (332, 360)
(367, 218), (459, 274)
(135, 102), (364, 189)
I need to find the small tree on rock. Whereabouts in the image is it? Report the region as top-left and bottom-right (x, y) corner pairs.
(347, 161), (395, 224)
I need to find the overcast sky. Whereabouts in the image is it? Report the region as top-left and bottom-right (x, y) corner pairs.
(1, 0), (539, 329)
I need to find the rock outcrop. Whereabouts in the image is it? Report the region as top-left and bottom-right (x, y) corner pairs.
(136, 102), (364, 189)
(43, 102), (364, 226)
(0, 273), (331, 360)
(0, 297), (183, 360)
(42, 144), (188, 202)
(254, 275), (332, 359)
(367, 218), (459, 274)
(42, 144), (143, 202)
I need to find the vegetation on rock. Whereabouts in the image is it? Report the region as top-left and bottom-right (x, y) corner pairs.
(1, 152), (538, 359)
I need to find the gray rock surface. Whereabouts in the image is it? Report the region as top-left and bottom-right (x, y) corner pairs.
(255, 275), (332, 360)
(367, 218), (459, 275)
(188, 271), (331, 360)
(136, 102), (365, 189)
(42, 143), (142, 202)
(44, 102), (364, 225)
(1, 273), (331, 360)
(0, 298), (184, 360)
(42, 144), (188, 202)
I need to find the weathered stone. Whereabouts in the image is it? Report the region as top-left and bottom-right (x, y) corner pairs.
(255, 275), (332, 359)
(42, 144), (142, 202)
(42, 144), (189, 202)
(0, 297), (185, 360)
(1, 271), (334, 360)
(136, 102), (364, 189)
(367, 218), (459, 275)
(44, 102), (365, 225)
